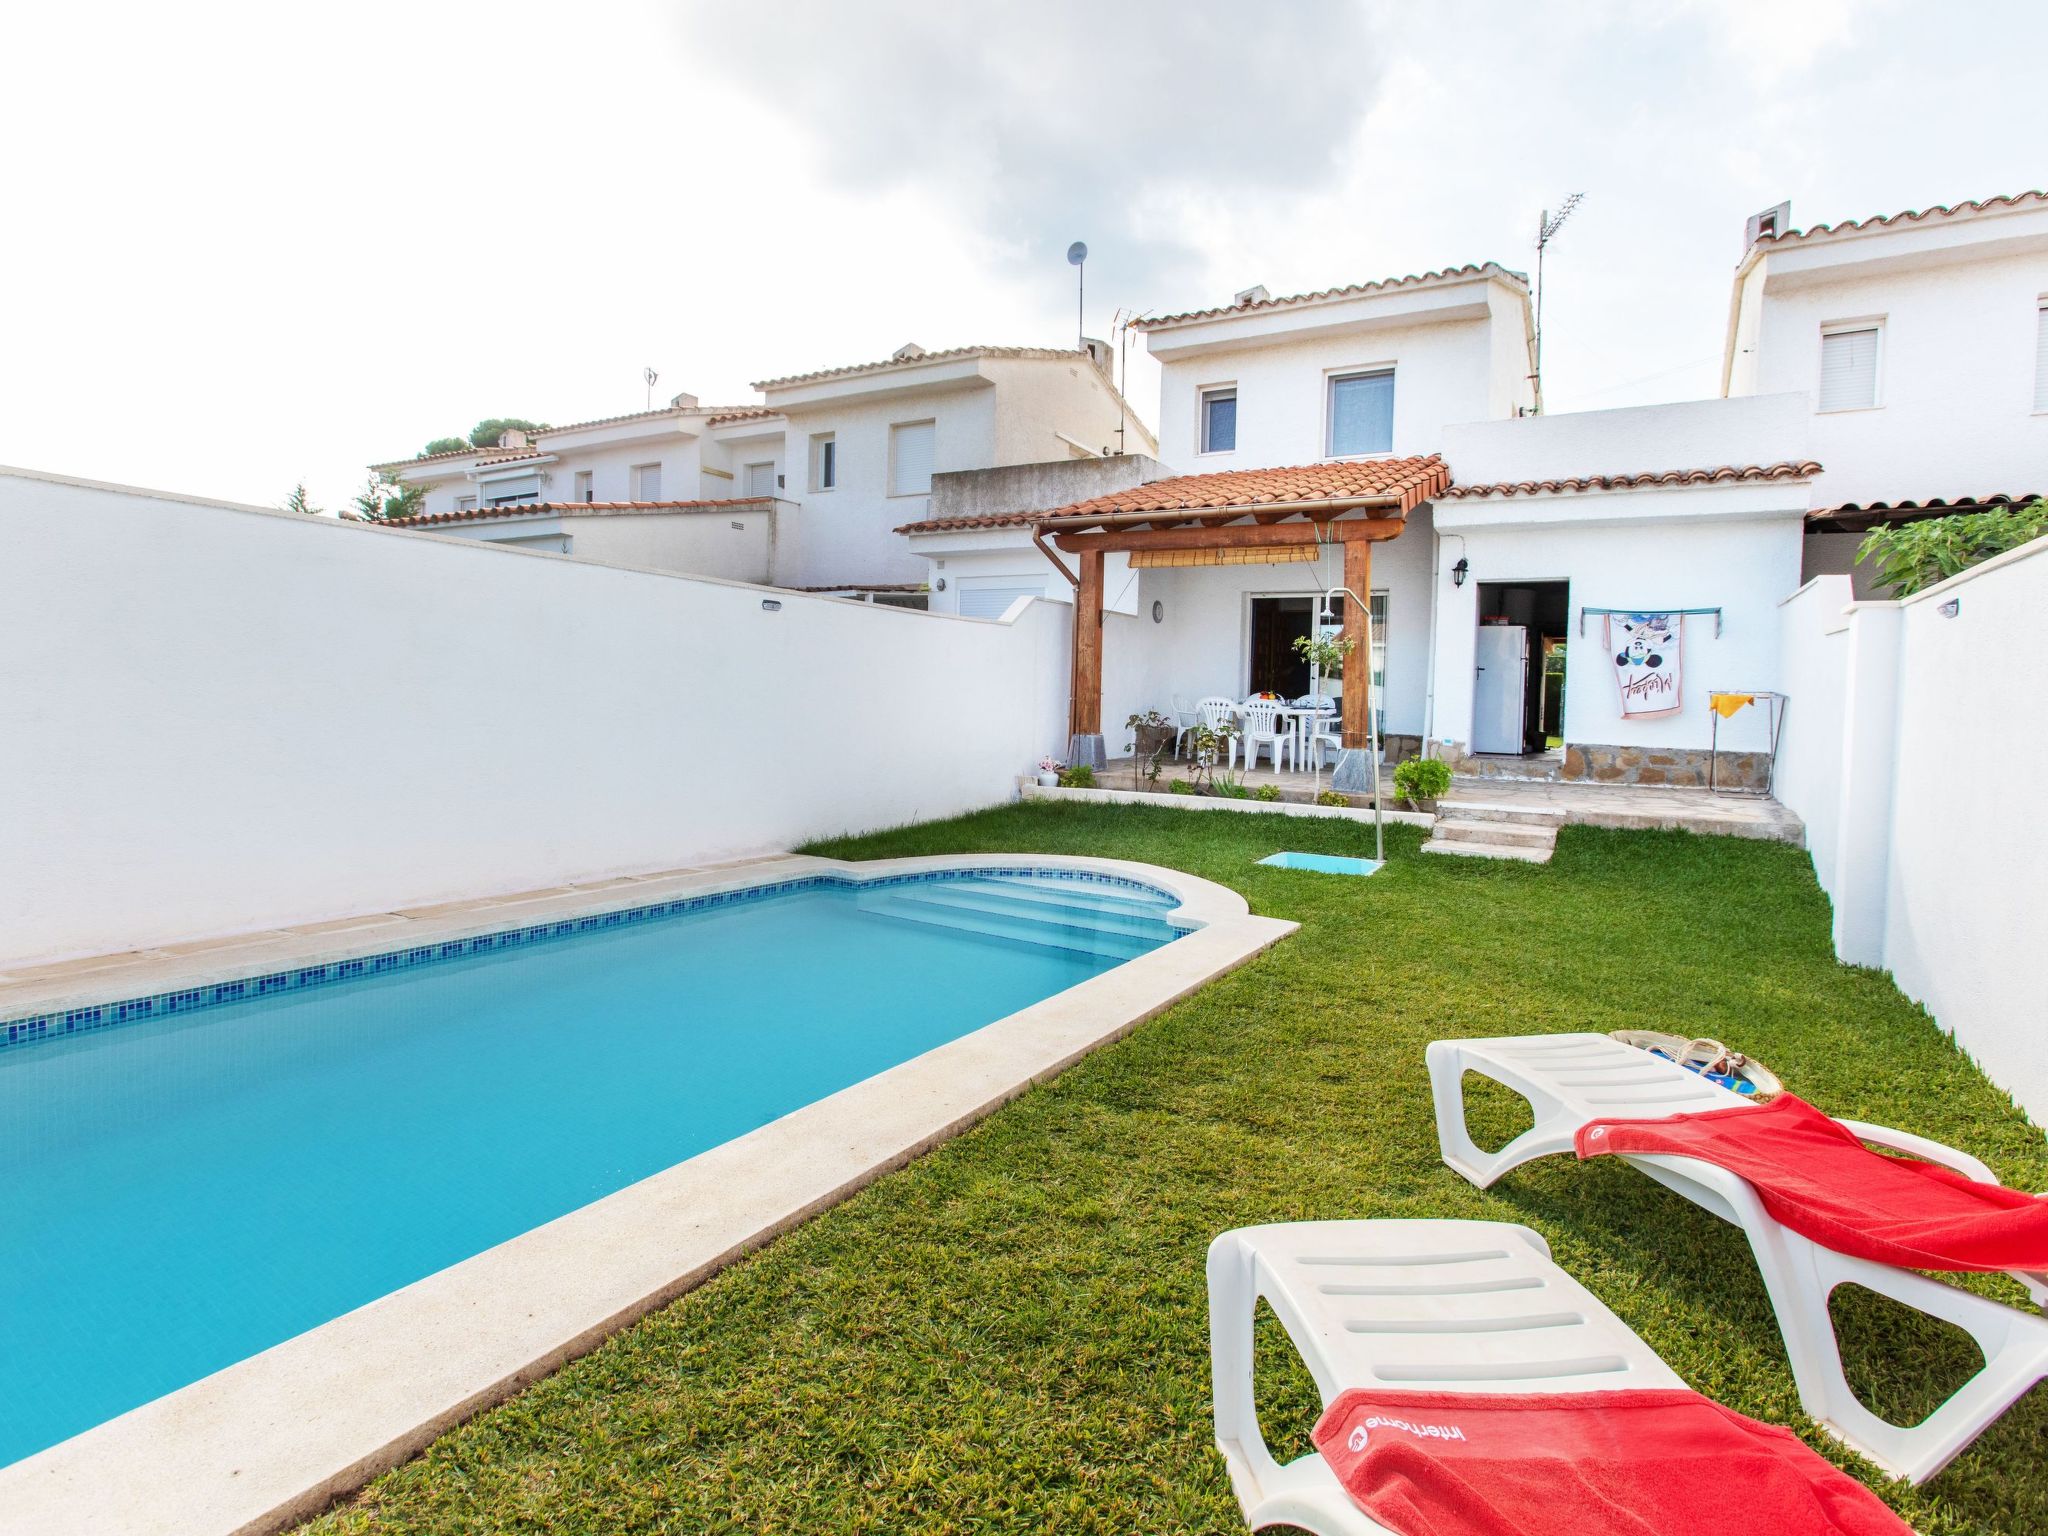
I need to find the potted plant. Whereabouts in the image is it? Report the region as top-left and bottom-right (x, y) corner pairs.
(1035, 755), (1063, 788)
(1057, 763), (1096, 789)
(1126, 709), (1175, 760)
(1393, 755), (1452, 814)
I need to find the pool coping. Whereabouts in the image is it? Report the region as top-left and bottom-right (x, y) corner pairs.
(0, 853), (1294, 1536)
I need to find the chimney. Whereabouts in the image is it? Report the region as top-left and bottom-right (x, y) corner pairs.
(1744, 201), (1791, 249)
(668, 391), (699, 409)
(892, 342), (928, 362)
(497, 428), (528, 449)
(1081, 336), (1113, 371)
(1234, 284), (1271, 307)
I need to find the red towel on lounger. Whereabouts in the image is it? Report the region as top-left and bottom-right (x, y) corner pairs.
(1311, 1387), (1910, 1536)
(1574, 1092), (2048, 1273)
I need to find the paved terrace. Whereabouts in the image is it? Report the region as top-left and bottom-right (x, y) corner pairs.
(1093, 757), (1804, 843)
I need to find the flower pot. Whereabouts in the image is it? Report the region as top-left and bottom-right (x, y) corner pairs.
(1133, 724), (1174, 759)
(1036, 772), (1059, 787)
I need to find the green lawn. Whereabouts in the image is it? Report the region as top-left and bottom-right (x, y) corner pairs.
(309, 804), (2044, 1536)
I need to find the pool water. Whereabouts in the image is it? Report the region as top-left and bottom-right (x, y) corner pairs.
(0, 870), (1181, 1467)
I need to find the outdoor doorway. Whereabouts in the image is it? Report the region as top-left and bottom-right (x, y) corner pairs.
(1246, 592), (1389, 724)
(1472, 580), (1569, 756)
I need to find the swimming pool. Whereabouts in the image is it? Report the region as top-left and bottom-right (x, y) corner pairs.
(0, 866), (1187, 1469)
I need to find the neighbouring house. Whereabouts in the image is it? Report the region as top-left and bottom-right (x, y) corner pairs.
(1723, 191), (2048, 597)
(368, 343), (1153, 596)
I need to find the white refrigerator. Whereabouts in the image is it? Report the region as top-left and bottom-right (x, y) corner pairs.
(1472, 625), (1528, 754)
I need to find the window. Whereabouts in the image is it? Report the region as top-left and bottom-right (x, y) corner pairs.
(484, 475), (539, 506)
(2035, 301), (2048, 412)
(1818, 324), (1881, 411)
(455, 494), (477, 512)
(743, 461), (775, 497)
(630, 463), (662, 500)
(1199, 386), (1237, 454)
(1327, 369), (1395, 456)
(811, 433), (837, 491)
(573, 470), (593, 503)
(889, 420), (935, 496)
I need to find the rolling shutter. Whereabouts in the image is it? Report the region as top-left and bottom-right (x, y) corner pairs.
(1818, 327), (1879, 411)
(2035, 305), (2048, 413)
(959, 584), (1040, 619)
(891, 421), (935, 496)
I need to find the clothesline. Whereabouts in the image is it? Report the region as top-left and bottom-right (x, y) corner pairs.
(1578, 605), (1724, 638)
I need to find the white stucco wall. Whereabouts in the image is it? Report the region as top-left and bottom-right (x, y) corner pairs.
(565, 508), (776, 583)
(772, 386), (998, 588)
(1730, 218), (2048, 507)
(0, 468), (1074, 967)
(1430, 494), (1804, 754)
(1152, 314), (1501, 473)
(1773, 541), (2048, 1124)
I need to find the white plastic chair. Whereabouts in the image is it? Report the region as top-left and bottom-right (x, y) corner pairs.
(1305, 711), (1343, 771)
(1426, 1031), (2048, 1483)
(1197, 696), (1242, 770)
(1172, 695), (1202, 759)
(1240, 698), (1292, 772)
(1209, 1218), (1687, 1534)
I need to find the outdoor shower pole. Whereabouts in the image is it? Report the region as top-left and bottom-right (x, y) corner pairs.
(1320, 585), (1384, 863)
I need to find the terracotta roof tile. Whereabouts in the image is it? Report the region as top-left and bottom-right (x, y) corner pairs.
(753, 345), (1091, 390)
(900, 458), (1451, 536)
(372, 403), (774, 472)
(706, 407), (780, 426)
(1761, 190), (2047, 245)
(1132, 263), (1526, 331)
(1441, 462), (1822, 499)
(379, 497), (775, 529)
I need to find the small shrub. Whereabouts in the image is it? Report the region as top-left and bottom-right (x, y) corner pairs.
(1315, 790), (1350, 808)
(1057, 764), (1096, 789)
(1394, 756), (1452, 805)
(1253, 784), (1282, 802)
(1168, 779), (1195, 795)
(1213, 774), (1251, 800)
(1856, 500), (2048, 596)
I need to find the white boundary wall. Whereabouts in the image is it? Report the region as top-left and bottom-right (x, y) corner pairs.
(1775, 541), (2048, 1124)
(0, 468), (1071, 967)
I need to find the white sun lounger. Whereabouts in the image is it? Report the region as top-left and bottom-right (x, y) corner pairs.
(1427, 1031), (2048, 1483)
(1208, 1217), (1687, 1534)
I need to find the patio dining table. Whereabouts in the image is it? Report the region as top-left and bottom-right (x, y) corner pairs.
(1232, 698), (1339, 770)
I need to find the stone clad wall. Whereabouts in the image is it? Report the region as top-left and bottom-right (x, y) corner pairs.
(1440, 740), (1773, 790)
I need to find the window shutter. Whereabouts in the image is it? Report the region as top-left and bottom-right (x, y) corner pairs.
(959, 584), (1040, 619)
(1818, 327), (1879, 411)
(745, 462), (775, 497)
(2034, 305), (2048, 413)
(891, 421), (935, 496)
(632, 464), (662, 500)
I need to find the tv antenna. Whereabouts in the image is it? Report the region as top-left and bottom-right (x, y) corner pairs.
(644, 366), (659, 409)
(1530, 193), (1583, 415)
(1067, 241), (1088, 351)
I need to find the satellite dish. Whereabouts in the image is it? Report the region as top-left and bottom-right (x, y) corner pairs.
(1067, 241), (1088, 266)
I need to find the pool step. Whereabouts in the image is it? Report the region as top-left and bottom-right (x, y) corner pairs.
(856, 891), (1164, 961)
(896, 882), (1176, 937)
(969, 873), (1178, 912)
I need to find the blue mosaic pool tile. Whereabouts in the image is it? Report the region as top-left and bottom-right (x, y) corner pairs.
(0, 866), (1182, 1055)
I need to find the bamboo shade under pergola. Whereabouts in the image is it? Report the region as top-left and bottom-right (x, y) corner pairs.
(1129, 544), (1322, 568)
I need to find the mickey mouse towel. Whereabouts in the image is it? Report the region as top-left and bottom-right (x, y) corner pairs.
(1606, 612), (1683, 718)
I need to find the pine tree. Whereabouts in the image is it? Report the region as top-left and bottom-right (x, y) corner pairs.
(283, 482), (321, 517)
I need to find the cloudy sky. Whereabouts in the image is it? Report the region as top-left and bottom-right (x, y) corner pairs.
(3, 0), (2041, 510)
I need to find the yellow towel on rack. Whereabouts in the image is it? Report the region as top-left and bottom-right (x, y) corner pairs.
(1709, 692), (1756, 718)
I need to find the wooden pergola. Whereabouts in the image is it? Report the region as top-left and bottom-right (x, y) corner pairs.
(1033, 457), (1451, 778)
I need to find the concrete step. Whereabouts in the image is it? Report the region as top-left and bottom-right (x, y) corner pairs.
(1419, 837), (1554, 865)
(1434, 799), (1569, 828)
(1434, 817), (1557, 849)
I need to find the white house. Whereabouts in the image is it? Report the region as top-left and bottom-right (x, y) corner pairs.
(955, 189), (2044, 787)
(371, 344), (1152, 595)
(1724, 190), (2048, 596)
(901, 264), (1536, 762)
